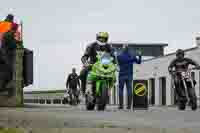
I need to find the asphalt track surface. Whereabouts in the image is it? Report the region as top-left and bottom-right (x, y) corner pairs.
(1, 104), (200, 132)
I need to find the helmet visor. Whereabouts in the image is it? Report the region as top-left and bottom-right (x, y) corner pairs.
(97, 36), (108, 43)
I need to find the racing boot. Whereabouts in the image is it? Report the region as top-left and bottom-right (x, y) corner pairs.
(85, 81), (96, 110)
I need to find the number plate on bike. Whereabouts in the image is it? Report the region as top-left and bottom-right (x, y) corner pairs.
(181, 72), (190, 79)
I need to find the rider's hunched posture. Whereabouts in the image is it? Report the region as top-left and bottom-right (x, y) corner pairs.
(168, 49), (200, 109)
(80, 32), (116, 95)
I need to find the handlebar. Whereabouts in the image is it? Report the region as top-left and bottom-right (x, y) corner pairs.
(190, 67), (200, 70)
(170, 67), (200, 75)
(83, 63), (93, 68)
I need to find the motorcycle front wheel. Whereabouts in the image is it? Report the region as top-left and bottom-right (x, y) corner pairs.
(190, 100), (197, 111)
(96, 83), (108, 111)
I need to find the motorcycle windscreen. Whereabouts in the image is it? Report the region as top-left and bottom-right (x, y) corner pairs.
(101, 57), (111, 65)
(100, 54), (112, 65)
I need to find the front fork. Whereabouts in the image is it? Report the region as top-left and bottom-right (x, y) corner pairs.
(96, 80), (112, 97)
(182, 77), (195, 101)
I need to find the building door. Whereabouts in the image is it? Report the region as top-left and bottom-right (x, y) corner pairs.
(113, 85), (116, 105)
(159, 77), (166, 105)
(149, 78), (155, 105)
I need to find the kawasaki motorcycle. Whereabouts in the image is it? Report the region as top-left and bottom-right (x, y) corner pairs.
(85, 52), (116, 111)
(171, 67), (199, 111)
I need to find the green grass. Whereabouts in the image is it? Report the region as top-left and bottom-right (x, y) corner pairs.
(0, 128), (24, 133)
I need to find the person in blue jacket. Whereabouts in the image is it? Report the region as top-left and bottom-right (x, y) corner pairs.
(117, 44), (142, 109)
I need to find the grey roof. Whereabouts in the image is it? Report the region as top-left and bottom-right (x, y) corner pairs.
(109, 42), (168, 47)
(143, 46), (199, 62)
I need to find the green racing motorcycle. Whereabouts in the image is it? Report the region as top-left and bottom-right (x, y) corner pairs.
(85, 52), (116, 111)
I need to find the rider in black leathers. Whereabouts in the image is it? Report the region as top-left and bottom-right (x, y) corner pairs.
(168, 49), (200, 110)
(79, 32), (116, 95)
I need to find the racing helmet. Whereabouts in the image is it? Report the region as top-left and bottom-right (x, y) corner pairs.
(96, 32), (109, 46)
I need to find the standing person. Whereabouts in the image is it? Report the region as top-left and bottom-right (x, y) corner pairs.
(1, 23), (21, 72)
(117, 44), (142, 109)
(0, 14), (19, 96)
(66, 68), (81, 103)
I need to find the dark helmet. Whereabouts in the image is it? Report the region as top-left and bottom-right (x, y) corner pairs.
(5, 14), (14, 22)
(176, 49), (184, 57)
(72, 67), (76, 72)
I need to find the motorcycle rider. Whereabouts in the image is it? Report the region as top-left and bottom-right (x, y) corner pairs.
(80, 32), (116, 96)
(168, 49), (200, 110)
(66, 68), (80, 104)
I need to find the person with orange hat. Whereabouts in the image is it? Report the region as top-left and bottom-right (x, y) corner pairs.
(0, 14), (15, 47)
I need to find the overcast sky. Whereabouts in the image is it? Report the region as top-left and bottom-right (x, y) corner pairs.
(0, 0), (200, 91)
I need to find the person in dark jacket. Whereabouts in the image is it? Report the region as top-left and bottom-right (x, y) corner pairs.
(117, 44), (142, 109)
(66, 68), (80, 100)
(0, 22), (20, 96)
